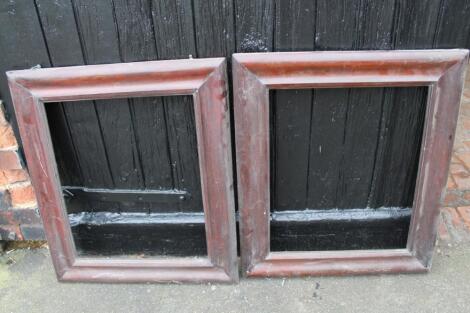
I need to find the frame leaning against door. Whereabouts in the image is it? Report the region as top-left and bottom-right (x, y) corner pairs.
(7, 58), (238, 283)
(233, 50), (469, 277)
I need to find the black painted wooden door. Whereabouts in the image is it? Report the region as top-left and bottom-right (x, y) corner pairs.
(0, 0), (469, 254)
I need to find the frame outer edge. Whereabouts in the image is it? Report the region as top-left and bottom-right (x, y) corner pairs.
(409, 51), (469, 269)
(6, 57), (238, 284)
(233, 50), (469, 278)
(7, 78), (76, 278)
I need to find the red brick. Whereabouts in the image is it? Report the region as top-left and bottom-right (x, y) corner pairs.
(464, 88), (470, 100)
(441, 207), (465, 229)
(456, 206), (470, 230)
(455, 152), (470, 170)
(462, 117), (470, 132)
(443, 192), (458, 206)
(446, 176), (457, 190)
(0, 169), (28, 187)
(0, 150), (22, 170)
(0, 125), (17, 149)
(450, 163), (467, 176)
(9, 184), (37, 208)
(452, 173), (470, 190)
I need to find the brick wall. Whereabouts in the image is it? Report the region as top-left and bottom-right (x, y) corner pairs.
(0, 101), (44, 240)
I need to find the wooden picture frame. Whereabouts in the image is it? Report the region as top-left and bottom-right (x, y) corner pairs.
(7, 58), (238, 283)
(233, 50), (468, 277)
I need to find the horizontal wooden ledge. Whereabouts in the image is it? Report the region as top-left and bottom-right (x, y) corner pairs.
(271, 207), (411, 222)
(63, 186), (190, 203)
(262, 76), (436, 88)
(266, 249), (412, 261)
(68, 211), (205, 226)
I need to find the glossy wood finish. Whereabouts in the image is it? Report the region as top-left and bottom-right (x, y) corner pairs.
(7, 58), (238, 283)
(233, 49), (469, 277)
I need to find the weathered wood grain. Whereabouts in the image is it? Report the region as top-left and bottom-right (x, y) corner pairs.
(36, 0), (114, 190)
(193, 0), (235, 58)
(271, 0), (314, 212)
(151, 0), (196, 60)
(235, 0), (274, 52)
(150, 0), (203, 212)
(0, 1), (51, 144)
(73, 0), (143, 190)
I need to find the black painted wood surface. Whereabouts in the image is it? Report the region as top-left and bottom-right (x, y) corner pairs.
(1, 0), (469, 253)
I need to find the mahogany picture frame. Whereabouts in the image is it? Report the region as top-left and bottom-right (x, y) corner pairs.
(233, 50), (469, 277)
(7, 58), (238, 283)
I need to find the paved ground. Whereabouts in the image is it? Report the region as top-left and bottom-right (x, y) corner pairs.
(1, 237), (470, 313)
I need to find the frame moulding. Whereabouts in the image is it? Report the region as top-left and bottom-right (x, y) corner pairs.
(233, 49), (469, 277)
(7, 57), (238, 283)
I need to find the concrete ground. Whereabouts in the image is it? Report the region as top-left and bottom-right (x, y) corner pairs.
(1, 239), (470, 313)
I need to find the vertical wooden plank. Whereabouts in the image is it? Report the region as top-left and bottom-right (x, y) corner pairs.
(150, 1), (203, 212)
(315, 0), (360, 50)
(306, 89), (349, 208)
(19, 0), (82, 187)
(36, 0), (114, 215)
(72, 0), (143, 189)
(164, 96), (203, 212)
(111, 0), (173, 191)
(336, 0), (396, 208)
(394, 0), (441, 49)
(151, 0), (196, 59)
(356, 0), (396, 50)
(368, 0), (436, 208)
(234, 0), (274, 52)
(310, 0), (396, 209)
(111, 0), (157, 62)
(271, 0), (315, 211)
(271, 90), (312, 211)
(368, 88), (427, 208)
(434, 0), (470, 48)
(193, 0), (235, 58)
(274, 0), (315, 52)
(0, 0), (51, 144)
(336, 89), (383, 208)
(43, 103), (82, 186)
(308, 1), (354, 209)
(316, 0), (394, 50)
